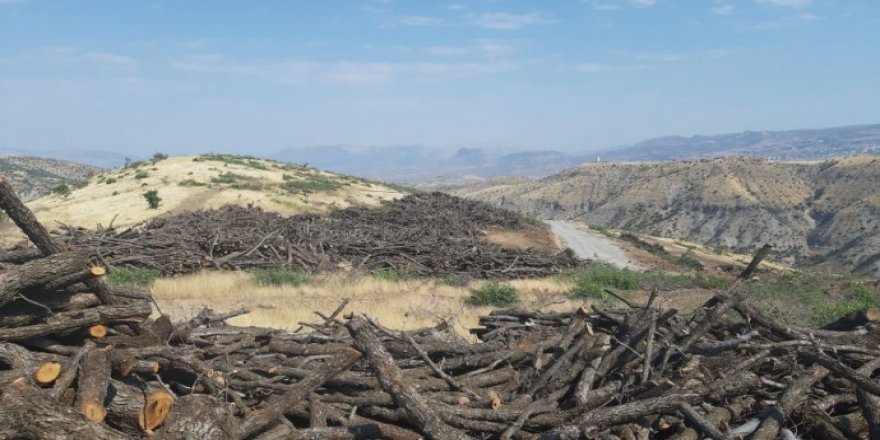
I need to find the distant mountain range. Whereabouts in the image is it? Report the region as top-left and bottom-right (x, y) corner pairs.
(273, 123), (880, 184)
(4, 123), (879, 184)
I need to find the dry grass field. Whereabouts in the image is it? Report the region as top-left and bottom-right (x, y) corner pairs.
(151, 271), (578, 337)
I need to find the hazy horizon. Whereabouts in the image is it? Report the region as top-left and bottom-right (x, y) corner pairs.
(2, 1), (879, 157)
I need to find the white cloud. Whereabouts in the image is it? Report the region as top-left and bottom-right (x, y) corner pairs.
(466, 12), (551, 30)
(755, 0), (811, 8)
(82, 52), (137, 69)
(712, 4), (736, 15)
(171, 54), (512, 84)
(636, 52), (685, 62)
(590, 0), (657, 11)
(740, 12), (817, 30)
(424, 40), (514, 58)
(399, 15), (443, 26)
(576, 63), (610, 73)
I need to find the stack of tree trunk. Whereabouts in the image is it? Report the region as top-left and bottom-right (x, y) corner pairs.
(2, 177), (880, 439)
(52, 192), (576, 279)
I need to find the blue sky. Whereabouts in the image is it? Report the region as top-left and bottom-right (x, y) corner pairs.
(1, 0), (878, 156)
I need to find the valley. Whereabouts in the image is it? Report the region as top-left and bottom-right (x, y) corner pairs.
(452, 155), (880, 276)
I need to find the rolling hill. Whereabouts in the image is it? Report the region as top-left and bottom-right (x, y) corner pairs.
(0, 154), (406, 244)
(451, 155), (880, 276)
(0, 156), (101, 201)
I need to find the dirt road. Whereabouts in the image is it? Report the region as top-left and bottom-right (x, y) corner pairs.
(547, 220), (641, 269)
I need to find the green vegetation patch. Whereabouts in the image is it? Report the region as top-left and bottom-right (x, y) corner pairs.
(108, 267), (158, 287)
(467, 282), (520, 306)
(134, 170), (150, 180)
(199, 153), (270, 170)
(566, 263), (730, 305)
(143, 189), (161, 209)
(254, 269), (310, 287)
(178, 179), (207, 187)
(52, 184), (72, 198)
(372, 268), (411, 282)
(281, 173), (346, 195)
(743, 272), (880, 327)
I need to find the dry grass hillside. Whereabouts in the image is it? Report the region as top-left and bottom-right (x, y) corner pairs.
(0, 154), (405, 245)
(452, 155), (880, 275)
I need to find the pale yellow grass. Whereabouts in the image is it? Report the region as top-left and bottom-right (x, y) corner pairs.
(1, 156), (403, 245)
(151, 271), (578, 336)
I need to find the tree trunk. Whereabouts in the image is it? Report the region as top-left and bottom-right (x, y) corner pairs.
(0, 377), (127, 439)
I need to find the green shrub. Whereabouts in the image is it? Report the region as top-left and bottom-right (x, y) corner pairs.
(152, 152), (169, 162)
(281, 174), (344, 194)
(105, 177), (117, 184)
(373, 268), (409, 282)
(52, 184), (72, 198)
(254, 269), (310, 287)
(178, 179), (206, 187)
(143, 190), (161, 209)
(467, 282), (520, 307)
(134, 170), (149, 180)
(108, 267), (158, 287)
(566, 264), (729, 305)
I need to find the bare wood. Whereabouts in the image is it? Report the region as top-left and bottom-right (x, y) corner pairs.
(75, 344), (113, 423)
(89, 324), (109, 339)
(34, 360), (62, 385)
(139, 390), (176, 432)
(157, 394), (239, 440)
(41, 265), (108, 292)
(309, 392), (328, 428)
(347, 316), (470, 440)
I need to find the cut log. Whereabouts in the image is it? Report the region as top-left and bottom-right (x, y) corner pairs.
(347, 316), (470, 440)
(41, 265), (108, 292)
(0, 377), (127, 439)
(34, 360), (62, 385)
(89, 324), (109, 339)
(139, 390), (176, 432)
(157, 394), (238, 440)
(0, 301), (151, 341)
(75, 344), (113, 423)
(0, 249), (92, 307)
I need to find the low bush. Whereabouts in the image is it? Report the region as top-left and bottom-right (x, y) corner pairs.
(254, 269), (310, 287)
(143, 190), (161, 209)
(467, 282), (520, 307)
(108, 267), (158, 287)
(52, 184), (71, 198)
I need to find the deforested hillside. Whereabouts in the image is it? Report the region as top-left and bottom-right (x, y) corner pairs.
(452, 156), (880, 275)
(0, 154), (406, 245)
(0, 156), (101, 200)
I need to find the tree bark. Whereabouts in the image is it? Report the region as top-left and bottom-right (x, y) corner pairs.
(75, 344), (113, 423)
(347, 316), (470, 440)
(0, 249), (92, 307)
(239, 347), (362, 438)
(157, 394), (239, 440)
(0, 377), (127, 439)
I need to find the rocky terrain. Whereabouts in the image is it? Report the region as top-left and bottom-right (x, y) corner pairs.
(0, 156), (101, 201)
(452, 156), (880, 275)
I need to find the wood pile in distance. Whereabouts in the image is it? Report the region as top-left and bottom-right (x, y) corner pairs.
(1, 176), (880, 439)
(56, 192), (577, 279)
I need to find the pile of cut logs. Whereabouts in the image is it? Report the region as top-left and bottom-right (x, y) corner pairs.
(1, 177), (880, 439)
(55, 192), (577, 279)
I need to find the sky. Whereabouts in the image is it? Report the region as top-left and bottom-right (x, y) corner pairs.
(1, 0), (879, 156)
